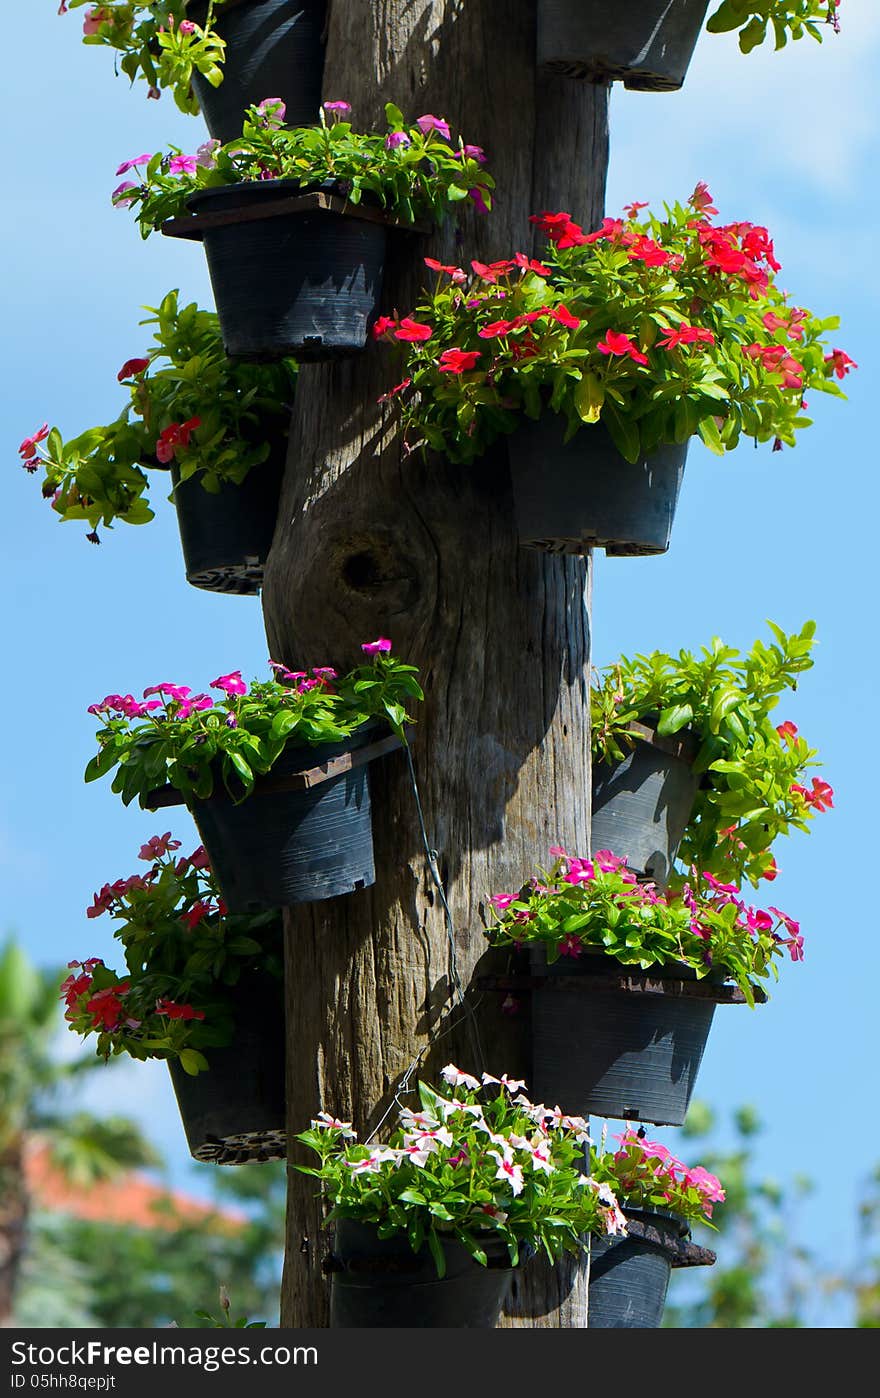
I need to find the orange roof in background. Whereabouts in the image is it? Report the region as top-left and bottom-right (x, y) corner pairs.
(24, 1139), (246, 1233)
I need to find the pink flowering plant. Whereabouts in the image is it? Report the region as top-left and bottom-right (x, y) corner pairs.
(19, 290), (296, 544)
(706, 1), (842, 52)
(484, 849), (805, 1005)
(85, 642), (423, 807)
(294, 1066), (626, 1277)
(374, 185), (853, 465)
(590, 1130), (725, 1227)
(61, 834), (282, 1075)
(592, 620), (832, 888)
(116, 100), (494, 238)
(64, 3), (227, 115)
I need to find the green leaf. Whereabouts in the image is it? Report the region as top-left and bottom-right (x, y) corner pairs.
(427, 1229), (447, 1279)
(573, 372), (604, 424)
(656, 703), (694, 735)
(178, 1048), (209, 1076)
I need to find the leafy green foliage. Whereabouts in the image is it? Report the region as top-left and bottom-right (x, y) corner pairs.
(120, 100), (494, 236)
(67, 2), (228, 114)
(591, 620), (830, 887)
(85, 648), (423, 808)
(706, 1), (841, 53)
(590, 1128), (725, 1226)
(295, 1071), (623, 1276)
(61, 838), (282, 1073)
(23, 290), (296, 542)
(377, 187), (852, 465)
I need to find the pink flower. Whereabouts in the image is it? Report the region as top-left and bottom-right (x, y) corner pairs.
(416, 114), (451, 139)
(776, 720), (799, 743)
(825, 348), (857, 380)
(169, 154), (198, 176)
(115, 154), (153, 176)
(563, 860), (595, 886)
(690, 181), (718, 216)
(196, 139), (220, 169)
(323, 100), (352, 115)
(210, 670), (247, 697)
(19, 423), (50, 464)
(178, 19), (196, 34)
(488, 893), (516, 912)
(500, 994), (520, 1016)
(624, 200), (649, 217)
(82, 7), (107, 36)
(139, 833), (181, 862)
(112, 181), (139, 208)
(361, 638), (392, 655)
(257, 98), (286, 125)
(385, 130), (411, 150)
(187, 846), (211, 871)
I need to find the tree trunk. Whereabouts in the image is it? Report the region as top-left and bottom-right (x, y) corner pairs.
(0, 1142), (29, 1325)
(262, 0), (609, 1329)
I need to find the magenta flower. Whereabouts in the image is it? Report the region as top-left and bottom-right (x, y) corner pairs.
(210, 671), (248, 697)
(196, 139), (220, 169)
(416, 114), (451, 139)
(361, 638), (392, 655)
(488, 893), (516, 912)
(143, 683), (191, 703)
(462, 143), (487, 164)
(559, 934), (582, 958)
(178, 18), (196, 33)
(19, 423), (50, 465)
(468, 186), (490, 215)
(385, 130), (411, 150)
(323, 100), (352, 115)
(115, 154), (153, 176)
(169, 154), (198, 176)
(257, 98), (287, 126)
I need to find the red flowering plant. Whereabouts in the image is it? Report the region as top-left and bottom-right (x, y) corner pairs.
(63, 3), (227, 115)
(61, 834), (282, 1076)
(20, 290), (296, 544)
(484, 849), (804, 1006)
(117, 99), (494, 238)
(295, 1065), (626, 1277)
(706, 1), (842, 53)
(374, 184), (854, 465)
(84, 641), (423, 808)
(590, 1130), (725, 1228)
(592, 620), (832, 889)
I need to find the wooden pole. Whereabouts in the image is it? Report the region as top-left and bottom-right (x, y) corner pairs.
(260, 0), (609, 1329)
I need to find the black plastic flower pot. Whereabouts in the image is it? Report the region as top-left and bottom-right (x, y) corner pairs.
(170, 444), (285, 595)
(531, 953), (717, 1125)
(188, 0), (328, 142)
(592, 723), (699, 886)
(166, 182), (389, 361)
(506, 415), (687, 556)
(589, 1208), (689, 1328)
(537, 0), (710, 91)
(167, 974), (285, 1164)
(189, 728), (378, 913)
(327, 1219), (516, 1328)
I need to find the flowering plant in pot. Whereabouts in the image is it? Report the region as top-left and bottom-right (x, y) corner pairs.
(485, 848), (804, 1123)
(61, 832), (285, 1163)
(84, 642), (423, 911)
(537, 1), (841, 93)
(376, 185), (853, 554)
(586, 1129), (724, 1328)
(19, 290), (296, 591)
(113, 99), (495, 359)
(63, 1), (328, 138)
(294, 1065), (626, 1328)
(590, 619), (832, 888)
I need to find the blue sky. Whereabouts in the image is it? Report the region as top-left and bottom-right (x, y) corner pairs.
(5, 7), (877, 1323)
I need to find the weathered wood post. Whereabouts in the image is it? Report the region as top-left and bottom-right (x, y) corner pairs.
(260, 0), (609, 1329)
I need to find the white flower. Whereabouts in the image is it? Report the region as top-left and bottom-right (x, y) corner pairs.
(312, 1112), (357, 1138)
(479, 1203), (508, 1224)
(601, 1203), (629, 1237)
(488, 1152), (525, 1196)
(346, 1149), (396, 1175)
(441, 1064), (481, 1091)
(529, 1141), (555, 1175)
(482, 1072), (527, 1095)
(398, 1108), (440, 1132)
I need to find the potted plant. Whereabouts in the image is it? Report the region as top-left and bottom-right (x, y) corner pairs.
(591, 619), (832, 887)
(587, 1129), (723, 1327)
(84, 641), (423, 912)
(375, 184), (854, 554)
(115, 99), (495, 360)
(19, 291), (296, 593)
(60, 833), (286, 1164)
(64, 1), (328, 139)
(484, 848), (804, 1123)
(536, 1), (841, 91)
(294, 1065), (627, 1328)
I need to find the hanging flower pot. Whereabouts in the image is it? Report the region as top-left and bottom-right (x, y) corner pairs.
(122, 102), (494, 362)
(588, 1207), (689, 1326)
(169, 440), (285, 594)
(188, 726), (383, 913)
(591, 721), (699, 884)
(188, 0), (328, 143)
(168, 972), (286, 1164)
(536, 0), (710, 91)
(167, 182), (390, 361)
(530, 953), (719, 1125)
(326, 1220), (517, 1329)
(506, 414), (687, 555)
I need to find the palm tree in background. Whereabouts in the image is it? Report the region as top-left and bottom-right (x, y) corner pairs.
(0, 938), (158, 1324)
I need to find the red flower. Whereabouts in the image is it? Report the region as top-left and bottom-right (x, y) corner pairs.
(658, 324), (715, 350)
(514, 253), (551, 277)
(19, 423), (50, 464)
(438, 349), (482, 374)
(690, 181), (718, 216)
(117, 357), (150, 382)
(825, 348), (857, 380)
(546, 304), (581, 330)
(627, 234), (670, 268)
(583, 218), (628, 246)
(86, 883), (117, 919)
(155, 998), (206, 1021)
(806, 777), (834, 811)
(424, 257), (466, 283)
(156, 417), (201, 464)
(477, 320), (516, 339)
(371, 315), (398, 339)
(776, 720), (799, 743)
(597, 330), (649, 366)
(528, 211), (587, 248)
(86, 983), (130, 1032)
(394, 318), (433, 342)
(377, 377), (411, 403)
(139, 832), (182, 862)
(181, 901), (212, 930)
